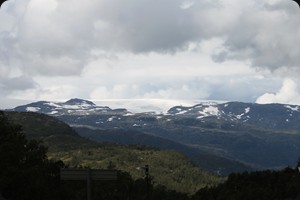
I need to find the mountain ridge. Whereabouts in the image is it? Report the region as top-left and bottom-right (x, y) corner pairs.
(4, 111), (224, 194)
(11, 98), (300, 131)
(7, 98), (300, 174)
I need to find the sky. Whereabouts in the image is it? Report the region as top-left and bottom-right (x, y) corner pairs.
(0, 0), (300, 111)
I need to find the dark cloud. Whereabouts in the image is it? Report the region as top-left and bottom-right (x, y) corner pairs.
(212, 1), (300, 71)
(106, 0), (199, 52)
(0, 75), (37, 93)
(0, 0), (299, 98)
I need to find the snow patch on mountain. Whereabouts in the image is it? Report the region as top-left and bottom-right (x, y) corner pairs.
(285, 105), (299, 112)
(123, 113), (135, 116)
(26, 107), (40, 112)
(245, 107), (250, 113)
(204, 106), (219, 116)
(44, 102), (60, 108)
(48, 111), (58, 115)
(236, 107), (251, 119)
(107, 116), (116, 122)
(176, 109), (188, 115)
(62, 104), (93, 110)
(197, 106), (220, 119)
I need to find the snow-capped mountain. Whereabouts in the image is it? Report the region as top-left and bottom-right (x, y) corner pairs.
(167, 101), (300, 130)
(8, 98), (300, 172)
(12, 99), (300, 130)
(12, 98), (129, 116)
(10, 98), (300, 130)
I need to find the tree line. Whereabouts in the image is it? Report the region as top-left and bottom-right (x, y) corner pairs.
(0, 111), (189, 200)
(2, 111), (300, 200)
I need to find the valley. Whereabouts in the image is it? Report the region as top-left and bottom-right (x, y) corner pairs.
(5, 111), (223, 194)
(9, 98), (300, 174)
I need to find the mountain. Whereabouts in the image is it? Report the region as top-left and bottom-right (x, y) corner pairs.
(12, 98), (128, 116)
(9, 99), (300, 173)
(168, 102), (300, 130)
(5, 111), (98, 151)
(3, 111), (223, 194)
(74, 127), (251, 175)
(12, 99), (300, 130)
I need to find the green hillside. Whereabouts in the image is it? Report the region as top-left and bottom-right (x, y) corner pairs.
(5, 111), (223, 194)
(6, 111), (97, 151)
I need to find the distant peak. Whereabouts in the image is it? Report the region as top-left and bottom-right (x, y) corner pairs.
(64, 98), (96, 106)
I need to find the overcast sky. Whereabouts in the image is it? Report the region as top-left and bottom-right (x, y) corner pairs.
(0, 0), (300, 110)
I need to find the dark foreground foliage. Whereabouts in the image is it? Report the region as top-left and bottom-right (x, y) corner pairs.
(193, 167), (300, 200)
(2, 110), (300, 200)
(0, 111), (64, 199)
(0, 111), (189, 200)
(6, 111), (223, 194)
(60, 172), (189, 200)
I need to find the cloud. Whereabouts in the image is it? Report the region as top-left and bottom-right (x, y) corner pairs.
(1, 0), (299, 78)
(5, 83), (77, 101)
(1, 0), (300, 107)
(211, 0), (300, 71)
(140, 84), (210, 99)
(88, 74), (277, 103)
(0, 75), (37, 95)
(256, 79), (300, 105)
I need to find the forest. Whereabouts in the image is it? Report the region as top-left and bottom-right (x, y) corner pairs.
(1, 111), (300, 200)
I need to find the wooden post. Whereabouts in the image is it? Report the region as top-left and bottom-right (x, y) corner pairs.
(60, 168), (117, 200)
(87, 169), (91, 200)
(145, 164), (150, 200)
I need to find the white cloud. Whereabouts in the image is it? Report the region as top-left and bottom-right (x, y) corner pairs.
(1, 0), (300, 77)
(141, 84), (210, 99)
(90, 87), (111, 100)
(256, 79), (300, 105)
(1, 0), (300, 107)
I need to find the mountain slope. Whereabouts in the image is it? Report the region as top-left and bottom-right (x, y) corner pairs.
(5, 111), (95, 151)
(168, 102), (300, 130)
(9, 99), (300, 172)
(12, 99), (300, 131)
(4, 111), (223, 194)
(74, 126), (252, 174)
(12, 98), (128, 116)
